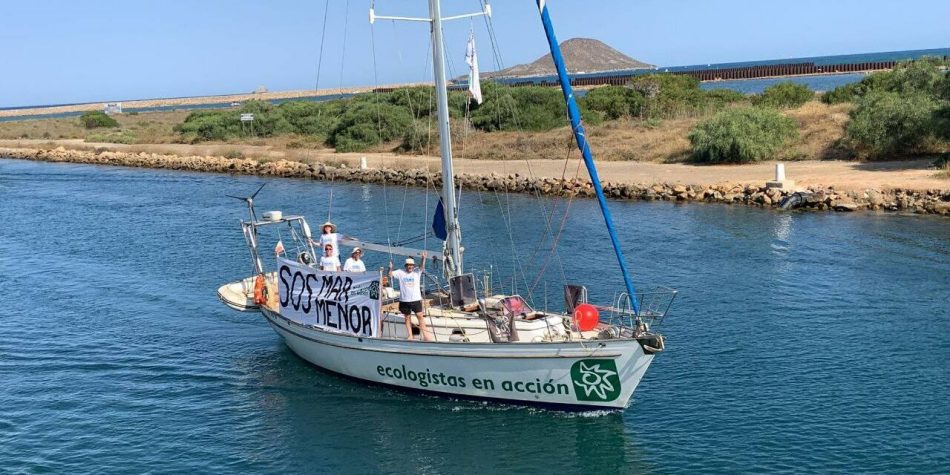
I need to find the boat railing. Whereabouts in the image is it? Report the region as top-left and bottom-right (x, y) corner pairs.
(598, 287), (677, 328)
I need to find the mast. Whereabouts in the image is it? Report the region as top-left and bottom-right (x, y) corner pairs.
(534, 0), (640, 313)
(428, 0), (462, 277)
(370, 1), (492, 279)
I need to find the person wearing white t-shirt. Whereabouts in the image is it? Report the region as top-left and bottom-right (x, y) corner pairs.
(318, 221), (340, 258)
(343, 247), (366, 272)
(319, 243), (341, 271)
(389, 253), (432, 341)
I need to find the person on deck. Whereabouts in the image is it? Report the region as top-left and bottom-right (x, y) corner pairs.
(318, 222), (340, 258)
(343, 247), (366, 272)
(320, 244), (341, 271)
(389, 254), (433, 341)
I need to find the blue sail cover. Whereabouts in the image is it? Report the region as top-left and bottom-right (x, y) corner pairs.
(535, 0), (640, 313)
(432, 198), (448, 241)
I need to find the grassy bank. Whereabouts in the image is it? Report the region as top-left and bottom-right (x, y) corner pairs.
(0, 101), (853, 163)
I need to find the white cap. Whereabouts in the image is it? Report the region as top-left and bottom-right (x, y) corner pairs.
(405, 257), (416, 265)
(352, 247), (362, 255)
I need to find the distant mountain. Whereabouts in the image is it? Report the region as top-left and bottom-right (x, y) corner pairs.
(485, 38), (654, 78)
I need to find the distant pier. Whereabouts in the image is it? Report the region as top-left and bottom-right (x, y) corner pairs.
(441, 52), (950, 92)
(501, 61), (900, 89)
(670, 60), (897, 82)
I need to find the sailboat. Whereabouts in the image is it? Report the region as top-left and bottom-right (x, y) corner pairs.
(217, 0), (675, 410)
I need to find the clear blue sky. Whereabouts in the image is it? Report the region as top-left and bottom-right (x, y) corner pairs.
(2, 0), (948, 108)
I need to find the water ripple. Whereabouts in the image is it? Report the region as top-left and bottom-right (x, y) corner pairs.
(1, 158), (948, 473)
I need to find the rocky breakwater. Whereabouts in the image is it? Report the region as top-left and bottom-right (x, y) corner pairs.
(3, 146), (949, 216)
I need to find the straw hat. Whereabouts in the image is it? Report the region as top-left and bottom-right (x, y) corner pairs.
(321, 221), (337, 232)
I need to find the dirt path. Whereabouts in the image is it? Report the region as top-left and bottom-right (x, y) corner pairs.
(2, 139), (946, 191)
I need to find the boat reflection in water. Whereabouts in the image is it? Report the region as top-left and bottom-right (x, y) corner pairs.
(233, 346), (654, 473)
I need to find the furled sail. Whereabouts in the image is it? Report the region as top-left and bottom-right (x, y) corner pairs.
(432, 198), (448, 241)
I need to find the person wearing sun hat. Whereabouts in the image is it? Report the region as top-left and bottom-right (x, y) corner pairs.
(343, 247), (366, 272)
(317, 221), (340, 258)
(389, 253), (433, 341)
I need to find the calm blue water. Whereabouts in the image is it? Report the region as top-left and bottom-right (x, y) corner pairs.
(1, 158), (949, 473)
(699, 73), (867, 94)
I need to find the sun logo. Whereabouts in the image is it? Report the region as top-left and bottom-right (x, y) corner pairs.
(570, 359), (621, 402)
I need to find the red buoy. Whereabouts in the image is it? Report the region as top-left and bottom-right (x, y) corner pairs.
(573, 304), (599, 332)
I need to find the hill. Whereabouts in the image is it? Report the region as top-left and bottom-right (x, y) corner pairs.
(486, 38), (653, 78)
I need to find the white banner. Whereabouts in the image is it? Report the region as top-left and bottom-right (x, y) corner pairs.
(277, 258), (382, 338)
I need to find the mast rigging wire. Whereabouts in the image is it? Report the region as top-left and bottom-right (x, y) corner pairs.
(369, 14), (395, 264)
(338, 0), (351, 91)
(471, 5), (574, 304)
(314, 0), (330, 91)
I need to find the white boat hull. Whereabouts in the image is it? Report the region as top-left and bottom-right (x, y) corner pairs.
(261, 308), (654, 409)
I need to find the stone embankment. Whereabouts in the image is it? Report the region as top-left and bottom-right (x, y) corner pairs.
(3, 146), (949, 216)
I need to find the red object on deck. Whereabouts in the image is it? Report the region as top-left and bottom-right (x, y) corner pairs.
(573, 304), (599, 332)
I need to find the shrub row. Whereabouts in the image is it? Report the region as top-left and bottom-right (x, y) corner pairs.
(688, 107), (799, 164)
(175, 87), (472, 152)
(171, 76), (833, 161)
(822, 58), (950, 158)
(579, 75), (748, 121)
(174, 74), (760, 152)
(751, 82), (813, 109)
(79, 111), (118, 129)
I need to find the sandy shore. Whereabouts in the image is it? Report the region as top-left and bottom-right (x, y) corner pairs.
(2, 140), (949, 216)
(2, 139), (946, 192)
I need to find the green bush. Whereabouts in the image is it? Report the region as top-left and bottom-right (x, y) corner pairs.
(630, 74), (704, 117)
(328, 102), (413, 152)
(624, 74), (746, 118)
(821, 58), (950, 159)
(703, 88), (748, 106)
(935, 104), (950, 140)
(387, 86), (469, 119)
(882, 57), (947, 96)
(275, 101), (341, 138)
(580, 86), (645, 120)
(475, 84), (569, 131)
(845, 91), (939, 158)
(823, 58), (949, 104)
(689, 107), (799, 163)
(940, 72), (950, 101)
(175, 110), (241, 140)
(79, 111), (119, 129)
(933, 152), (950, 169)
(753, 82), (813, 109)
(821, 81), (863, 104)
(175, 100), (294, 140)
(174, 87), (470, 149)
(399, 120), (433, 153)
